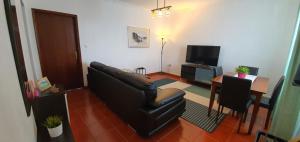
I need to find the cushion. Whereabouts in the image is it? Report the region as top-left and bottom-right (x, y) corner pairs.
(102, 65), (124, 77)
(116, 72), (157, 103)
(90, 62), (106, 71)
(91, 62), (157, 103)
(151, 88), (185, 107)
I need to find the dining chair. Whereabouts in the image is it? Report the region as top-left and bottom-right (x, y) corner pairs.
(213, 67), (223, 94)
(239, 65), (259, 76)
(216, 75), (253, 133)
(252, 76), (285, 129)
(214, 66), (223, 77)
(255, 131), (287, 142)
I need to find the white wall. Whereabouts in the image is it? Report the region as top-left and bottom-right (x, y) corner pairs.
(160, 0), (300, 96)
(0, 1), (36, 142)
(24, 0), (162, 86)
(22, 0), (299, 95)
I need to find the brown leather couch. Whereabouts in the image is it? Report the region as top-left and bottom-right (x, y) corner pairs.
(87, 62), (186, 137)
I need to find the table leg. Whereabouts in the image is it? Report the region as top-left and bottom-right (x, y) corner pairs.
(248, 93), (262, 134)
(208, 84), (217, 117)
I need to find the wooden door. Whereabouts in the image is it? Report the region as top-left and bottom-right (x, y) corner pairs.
(32, 9), (83, 90)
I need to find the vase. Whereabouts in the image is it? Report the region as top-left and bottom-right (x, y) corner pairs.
(238, 73), (247, 78)
(47, 123), (63, 138)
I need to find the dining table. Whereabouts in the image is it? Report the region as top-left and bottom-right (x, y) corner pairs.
(207, 72), (269, 134)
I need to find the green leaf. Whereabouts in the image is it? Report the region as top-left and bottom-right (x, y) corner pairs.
(42, 115), (62, 128)
(235, 66), (250, 74)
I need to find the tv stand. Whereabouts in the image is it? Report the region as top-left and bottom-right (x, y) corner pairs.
(181, 63), (222, 84)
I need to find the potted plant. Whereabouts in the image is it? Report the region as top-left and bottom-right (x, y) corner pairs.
(43, 115), (63, 138)
(236, 66), (250, 78)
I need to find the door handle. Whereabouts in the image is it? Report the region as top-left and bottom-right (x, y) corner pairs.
(74, 50), (78, 62)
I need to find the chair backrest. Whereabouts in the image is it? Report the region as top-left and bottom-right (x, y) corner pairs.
(269, 76), (285, 110)
(239, 65), (259, 76)
(214, 67), (223, 77)
(220, 75), (252, 112)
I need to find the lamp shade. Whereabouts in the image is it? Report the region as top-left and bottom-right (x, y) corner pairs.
(157, 29), (170, 39)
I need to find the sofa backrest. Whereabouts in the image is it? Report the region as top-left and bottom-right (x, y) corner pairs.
(90, 62), (157, 103)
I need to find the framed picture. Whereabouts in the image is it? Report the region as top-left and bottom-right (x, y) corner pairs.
(127, 26), (150, 48)
(37, 77), (52, 92)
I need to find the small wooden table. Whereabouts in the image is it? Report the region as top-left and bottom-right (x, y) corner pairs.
(33, 85), (74, 142)
(208, 73), (269, 134)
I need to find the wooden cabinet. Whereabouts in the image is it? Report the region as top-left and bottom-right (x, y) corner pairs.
(32, 86), (74, 142)
(181, 63), (222, 84)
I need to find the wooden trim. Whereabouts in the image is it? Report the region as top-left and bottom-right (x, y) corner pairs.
(147, 72), (180, 78)
(4, 0), (31, 116)
(32, 9), (83, 87)
(146, 72), (160, 76)
(147, 72), (182, 81)
(32, 8), (77, 17)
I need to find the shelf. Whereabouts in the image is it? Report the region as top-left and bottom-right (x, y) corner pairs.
(33, 84), (74, 142)
(37, 122), (74, 142)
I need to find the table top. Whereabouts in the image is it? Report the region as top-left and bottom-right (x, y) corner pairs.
(212, 72), (269, 94)
(39, 84), (66, 97)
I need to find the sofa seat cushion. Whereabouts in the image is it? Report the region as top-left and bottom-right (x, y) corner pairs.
(151, 88), (185, 107)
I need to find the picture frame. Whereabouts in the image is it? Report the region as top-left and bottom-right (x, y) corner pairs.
(127, 26), (150, 48)
(37, 77), (52, 92)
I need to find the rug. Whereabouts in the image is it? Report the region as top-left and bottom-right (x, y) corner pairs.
(156, 79), (231, 113)
(182, 100), (226, 133)
(155, 78), (228, 132)
(153, 78), (177, 87)
(155, 78), (271, 132)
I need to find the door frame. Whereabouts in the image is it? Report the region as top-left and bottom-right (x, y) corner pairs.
(32, 9), (84, 88)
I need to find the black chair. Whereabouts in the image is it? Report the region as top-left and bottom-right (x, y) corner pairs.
(217, 75), (252, 133)
(214, 66), (223, 77)
(213, 67), (223, 94)
(253, 76), (285, 129)
(255, 131), (287, 142)
(239, 65), (259, 76)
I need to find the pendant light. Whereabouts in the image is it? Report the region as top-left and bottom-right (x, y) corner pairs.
(151, 0), (172, 17)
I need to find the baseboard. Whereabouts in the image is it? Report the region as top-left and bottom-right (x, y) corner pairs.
(147, 72), (181, 78)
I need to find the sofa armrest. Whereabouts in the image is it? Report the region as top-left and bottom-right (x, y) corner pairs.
(151, 88), (185, 107)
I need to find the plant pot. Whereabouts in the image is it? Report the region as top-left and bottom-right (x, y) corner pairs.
(47, 123), (63, 138)
(238, 73), (247, 78)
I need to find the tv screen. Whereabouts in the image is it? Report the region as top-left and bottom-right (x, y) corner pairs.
(186, 45), (220, 66)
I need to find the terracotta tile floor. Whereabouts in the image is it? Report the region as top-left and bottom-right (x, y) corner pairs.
(68, 73), (269, 142)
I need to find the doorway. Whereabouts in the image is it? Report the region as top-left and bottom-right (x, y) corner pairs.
(32, 9), (83, 90)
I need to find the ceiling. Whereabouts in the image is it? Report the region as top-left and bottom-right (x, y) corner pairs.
(118, 0), (202, 10)
(118, 0), (156, 8)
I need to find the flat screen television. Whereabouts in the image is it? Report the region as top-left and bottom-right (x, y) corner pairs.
(186, 45), (220, 66)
